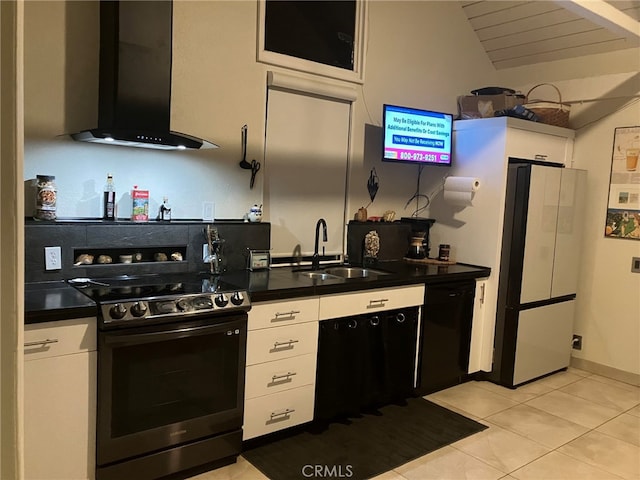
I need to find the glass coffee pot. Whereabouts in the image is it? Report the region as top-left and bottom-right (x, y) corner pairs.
(406, 232), (427, 259)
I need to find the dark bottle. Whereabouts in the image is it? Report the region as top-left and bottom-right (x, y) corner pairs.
(103, 174), (116, 220)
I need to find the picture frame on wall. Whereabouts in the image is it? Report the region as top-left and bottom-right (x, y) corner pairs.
(604, 126), (640, 240)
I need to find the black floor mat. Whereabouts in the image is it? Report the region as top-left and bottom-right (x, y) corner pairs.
(242, 398), (487, 480)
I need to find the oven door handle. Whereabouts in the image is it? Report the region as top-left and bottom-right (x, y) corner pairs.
(102, 320), (244, 346)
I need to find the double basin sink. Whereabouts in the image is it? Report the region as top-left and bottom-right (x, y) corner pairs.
(296, 266), (390, 282)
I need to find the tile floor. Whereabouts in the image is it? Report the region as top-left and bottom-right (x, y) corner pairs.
(190, 368), (640, 480)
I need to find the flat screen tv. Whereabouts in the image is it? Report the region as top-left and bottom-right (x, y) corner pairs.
(382, 104), (453, 166)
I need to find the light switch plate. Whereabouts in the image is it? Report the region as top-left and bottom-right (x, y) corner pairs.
(632, 257), (640, 273)
(45, 246), (62, 270)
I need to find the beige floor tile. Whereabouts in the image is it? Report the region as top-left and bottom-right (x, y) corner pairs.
(426, 382), (519, 419)
(486, 404), (589, 449)
(371, 470), (409, 480)
(510, 451), (624, 480)
(473, 381), (546, 403)
(558, 430), (640, 480)
(567, 366), (593, 377)
(452, 422), (550, 473)
(527, 370), (584, 390)
(629, 405), (640, 417)
(560, 377), (640, 412)
(589, 374), (640, 394)
(596, 413), (640, 447)
(395, 446), (505, 480)
(525, 390), (621, 429)
(190, 457), (269, 480)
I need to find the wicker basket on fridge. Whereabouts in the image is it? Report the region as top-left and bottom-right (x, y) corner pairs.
(524, 83), (571, 128)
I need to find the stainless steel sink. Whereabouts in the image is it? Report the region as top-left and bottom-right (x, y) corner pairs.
(296, 271), (342, 281)
(323, 266), (389, 279)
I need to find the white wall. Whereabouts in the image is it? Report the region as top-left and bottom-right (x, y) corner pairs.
(23, 1), (497, 222)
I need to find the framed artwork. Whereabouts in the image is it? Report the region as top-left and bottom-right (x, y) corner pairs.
(605, 126), (640, 240)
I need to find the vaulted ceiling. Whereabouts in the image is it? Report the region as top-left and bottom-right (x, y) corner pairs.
(461, 0), (640, 69)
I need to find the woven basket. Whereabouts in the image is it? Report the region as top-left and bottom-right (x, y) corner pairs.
(524, 83), (571, 128)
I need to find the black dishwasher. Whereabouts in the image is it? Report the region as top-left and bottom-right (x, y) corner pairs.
(315, 307), (419, 421)
(416, 281), (475, 396)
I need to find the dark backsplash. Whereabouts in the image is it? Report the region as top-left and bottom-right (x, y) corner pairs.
(25, 220), (270, 283)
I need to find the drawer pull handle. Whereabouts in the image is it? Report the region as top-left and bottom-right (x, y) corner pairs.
(274, 310), (300, 319)
(534, 154), (548, 160)
(272, 371), (297, 381)
(367, 298), (389, 308)
(273, 339), (299, 348)
(24, 338), (59, 347)
(480, 284), (486, 304)
(270, 408), (295, 419)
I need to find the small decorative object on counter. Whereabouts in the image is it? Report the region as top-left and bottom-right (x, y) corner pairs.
(131, 186), (149, 222)
(133, 252), (143, 262)
(438, 244), (451, 262)
(34, 175), (57, 221)
(170, 252), (183, 261)
(157, 197), (171, 221)
(363, 230), (380, 267)
(354, 207), (367, 222)
(103, 174), (116, 220)
(382, 210), (396, 222)
(97, 255), (113, 264)
(154, 252), (168, 262)
(247, 204), (262, 222)
(119, 255), (133, 264)
(74, 253), (94, 265)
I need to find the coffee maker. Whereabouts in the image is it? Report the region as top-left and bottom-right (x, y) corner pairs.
(400, 217), (435, 259)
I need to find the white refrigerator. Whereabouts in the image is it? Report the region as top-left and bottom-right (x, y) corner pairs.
(490, 161), (586, 388)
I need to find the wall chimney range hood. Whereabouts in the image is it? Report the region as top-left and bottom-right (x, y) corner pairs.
(71, 1), (217, 151)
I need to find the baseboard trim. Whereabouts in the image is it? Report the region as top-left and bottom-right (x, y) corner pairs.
(570, 357), (639, 387)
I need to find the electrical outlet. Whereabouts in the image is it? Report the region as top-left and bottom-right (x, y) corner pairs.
(44, 246), (62, 270)
(572, 334), (582, 350)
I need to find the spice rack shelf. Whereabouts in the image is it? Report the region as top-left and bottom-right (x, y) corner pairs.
(72, 246), (188, 266)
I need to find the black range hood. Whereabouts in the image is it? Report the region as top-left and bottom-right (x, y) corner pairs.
(71, 1), (217, 151)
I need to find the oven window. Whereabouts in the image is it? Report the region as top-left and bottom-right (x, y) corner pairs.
(110, 332), (240, 438)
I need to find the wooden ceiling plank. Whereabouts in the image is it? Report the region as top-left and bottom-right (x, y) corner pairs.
(493, 38), (638, 68)
(481, 19), (606, 51)
(468, 2), (565, 30)
(487, 28), (636, 60)
(554, 0), (640, 40)
(475, 9), (583, 41)
(462, 1), (526, 19)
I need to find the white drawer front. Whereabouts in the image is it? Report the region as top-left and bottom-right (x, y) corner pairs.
(318, 285), (424, 320)
(246, 322), (318, 365)
(243, 384), (315, 440)
(245, 353), (317, 400)
(24, 317), (97, 361)
(248, 297), (320, 331)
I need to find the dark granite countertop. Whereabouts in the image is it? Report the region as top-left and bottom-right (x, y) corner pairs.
(25, 261), (490, 324)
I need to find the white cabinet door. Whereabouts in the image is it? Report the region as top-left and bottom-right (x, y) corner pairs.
(520, 165), (561, 304)
(513, 300), (575, 385)
(24, 351), (97, 480)
(551, 168), (586, 298)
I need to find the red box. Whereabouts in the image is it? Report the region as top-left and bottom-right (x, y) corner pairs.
(131, 188), (149, 222)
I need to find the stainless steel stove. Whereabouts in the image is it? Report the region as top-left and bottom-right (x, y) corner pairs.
(72, 274), (250, 480)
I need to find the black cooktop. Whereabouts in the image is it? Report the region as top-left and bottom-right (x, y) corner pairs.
(70, 273), (243, 303)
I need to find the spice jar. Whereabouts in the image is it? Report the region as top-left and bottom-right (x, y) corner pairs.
(438, 244), (450, 262)
(34, 175), (57, 221)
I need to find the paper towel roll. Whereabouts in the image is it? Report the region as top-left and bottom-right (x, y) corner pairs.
(443, 176), (481, 207)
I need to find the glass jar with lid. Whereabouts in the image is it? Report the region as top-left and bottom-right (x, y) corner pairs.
(34, 175), (57, 221)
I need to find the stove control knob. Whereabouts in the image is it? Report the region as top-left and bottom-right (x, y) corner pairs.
(130, 302), (148, 317)
(109, 303), (127, 320)
(230, 291), (244, 306)
(177, 298), (191, 311)
(215, 293), (229, 307)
